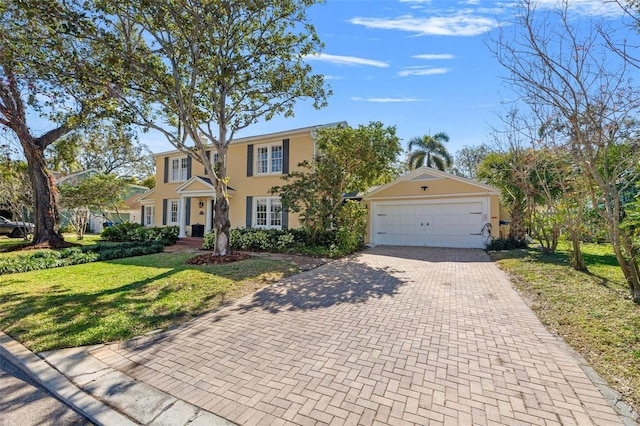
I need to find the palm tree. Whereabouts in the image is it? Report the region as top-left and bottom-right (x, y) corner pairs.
(406, 132), (453, 171)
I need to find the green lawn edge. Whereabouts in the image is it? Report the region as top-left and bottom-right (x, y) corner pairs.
(490, 244), (640, 410)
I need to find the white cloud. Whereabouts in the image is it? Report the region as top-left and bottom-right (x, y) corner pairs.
(397, 67), (449, 76)
(496, 0), (624, 17)
(350, 13), (499, 36)
(352, 97), (424, 103)
(305, 53), (389, 68)
(533, 0), (624, 17)
(413, 53), (455, 60)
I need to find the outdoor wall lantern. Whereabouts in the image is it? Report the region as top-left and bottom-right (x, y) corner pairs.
(198, 200), (204, 208)
(199, 210), (205, 215)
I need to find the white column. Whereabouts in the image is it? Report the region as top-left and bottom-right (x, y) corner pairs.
(205, 197), (213, 234)
(178, 196), (187, 238)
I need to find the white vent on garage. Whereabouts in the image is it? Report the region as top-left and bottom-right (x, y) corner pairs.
(409, 173), (439, 181)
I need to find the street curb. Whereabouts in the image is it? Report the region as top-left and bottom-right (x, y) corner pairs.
(0, 332), (137, 426)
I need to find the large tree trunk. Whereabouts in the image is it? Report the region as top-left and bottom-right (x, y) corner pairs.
(569, 228), (588, 272)
(22, 138), (65, 246)
(620, 233), (640, 304)
(211, 142), (231, 256)
(16, 129), (64, 247)
(213, 188), (231, 256)
(508, 199), (527, 241)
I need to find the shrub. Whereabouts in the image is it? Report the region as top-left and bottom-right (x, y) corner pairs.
(212, 225), (362, 258)
(0, 241), (164, 275)
(101, 223), (179, 246)
(485, 238), (528, 251)
(331, 201), (367, 255)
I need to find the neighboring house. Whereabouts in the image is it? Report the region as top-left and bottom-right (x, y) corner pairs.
(56, 169), (149, 233)
(363, 167), (501, 249)
(138, 123), (342, 238)
(91, 188), (148, 233)
(143, 124), (503, 249)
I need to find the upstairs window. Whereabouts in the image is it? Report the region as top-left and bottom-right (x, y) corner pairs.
(255, 143), (283, 175)
(170, 156), (188, 182)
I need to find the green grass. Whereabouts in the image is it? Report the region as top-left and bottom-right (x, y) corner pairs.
(490, 243), (640, 409)
(0, 233), (108, 256)
(0, 252), (298, 352)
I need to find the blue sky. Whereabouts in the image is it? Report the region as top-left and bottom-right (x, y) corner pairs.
(7, 0), (632, 160)
(185, 0), (625, 160)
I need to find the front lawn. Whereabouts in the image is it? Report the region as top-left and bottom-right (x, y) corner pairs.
(490, 243), (640, 410)
(0, 252), (298, 352)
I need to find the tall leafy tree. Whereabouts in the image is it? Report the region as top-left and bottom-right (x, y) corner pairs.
(492, 0), (640, 302)
(449, 144), (491, 179)
(98, 0), (329, 255)
(271, 122), (401, 241)
(406, 132), (453, 171)
(0, 1), (120, 246)
(49, 123), (154, 179)
(58, 174), (128, 240)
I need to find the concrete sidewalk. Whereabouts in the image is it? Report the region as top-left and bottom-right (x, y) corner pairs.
(0, 333), (232, 425)
(1, 246), (638, 425)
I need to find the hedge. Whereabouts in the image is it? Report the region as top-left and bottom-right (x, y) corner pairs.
(0, 241), (165, 275)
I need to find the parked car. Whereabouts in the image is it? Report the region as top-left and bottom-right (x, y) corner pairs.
(0, 216), (35, 238)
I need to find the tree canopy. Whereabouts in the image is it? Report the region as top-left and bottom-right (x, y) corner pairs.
(0, 1), (124, 246)
(271, 122), (401, 240)
(96, 0), (329, 254)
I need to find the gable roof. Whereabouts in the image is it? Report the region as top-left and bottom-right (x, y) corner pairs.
(153, 122), (347, 157)
(175, 176), (235, 195)
(364, 166), (500, 199)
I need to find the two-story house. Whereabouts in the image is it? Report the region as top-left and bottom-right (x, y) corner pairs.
(137, 123), (340, 238)
(139, 122), (503, 248)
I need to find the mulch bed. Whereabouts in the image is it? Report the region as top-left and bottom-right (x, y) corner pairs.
(185, 251), (252, 265)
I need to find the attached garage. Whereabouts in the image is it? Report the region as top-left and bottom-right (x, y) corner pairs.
(364, 167), (501, 249)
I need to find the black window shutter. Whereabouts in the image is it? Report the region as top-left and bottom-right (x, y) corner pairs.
(282, 207), (289, 230)
(282, 139), (290, 174)
(186, 156), (192, 179)
(247, 144), (253, 177)
(162, 199), (167, 225)
(185, 197), (191, 226)
(141, 206), (145, 225)
(163, 157), (169, 183)
(246, 196), (253, 228)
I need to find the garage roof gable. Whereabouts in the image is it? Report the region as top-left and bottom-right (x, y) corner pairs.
(364, 166), (499, 200)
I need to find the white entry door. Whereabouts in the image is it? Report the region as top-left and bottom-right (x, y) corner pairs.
(372, 200), (487, 248)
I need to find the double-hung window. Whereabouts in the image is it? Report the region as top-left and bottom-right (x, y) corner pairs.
(144, 206), (155, 226)
(254, 197), (282, 229)
(170, 156), (188, 182)
(168, 200), (180, 225)
(255, 143), (283, 175)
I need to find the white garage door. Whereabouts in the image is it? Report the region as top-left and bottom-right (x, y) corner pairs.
(372, 201), (487, 248)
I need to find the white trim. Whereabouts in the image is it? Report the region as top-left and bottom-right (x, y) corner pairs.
(366, 192), (495, 202)
(364, 166), (500, 199)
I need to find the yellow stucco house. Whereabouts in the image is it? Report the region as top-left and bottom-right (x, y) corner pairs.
(137, 123), (336, 238)
(138, 123), (501, 249)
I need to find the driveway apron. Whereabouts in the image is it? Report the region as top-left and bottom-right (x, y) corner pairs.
(90, 247), (623, 425)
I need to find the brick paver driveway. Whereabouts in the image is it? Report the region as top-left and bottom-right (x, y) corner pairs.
(92, 247), (623, 425)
